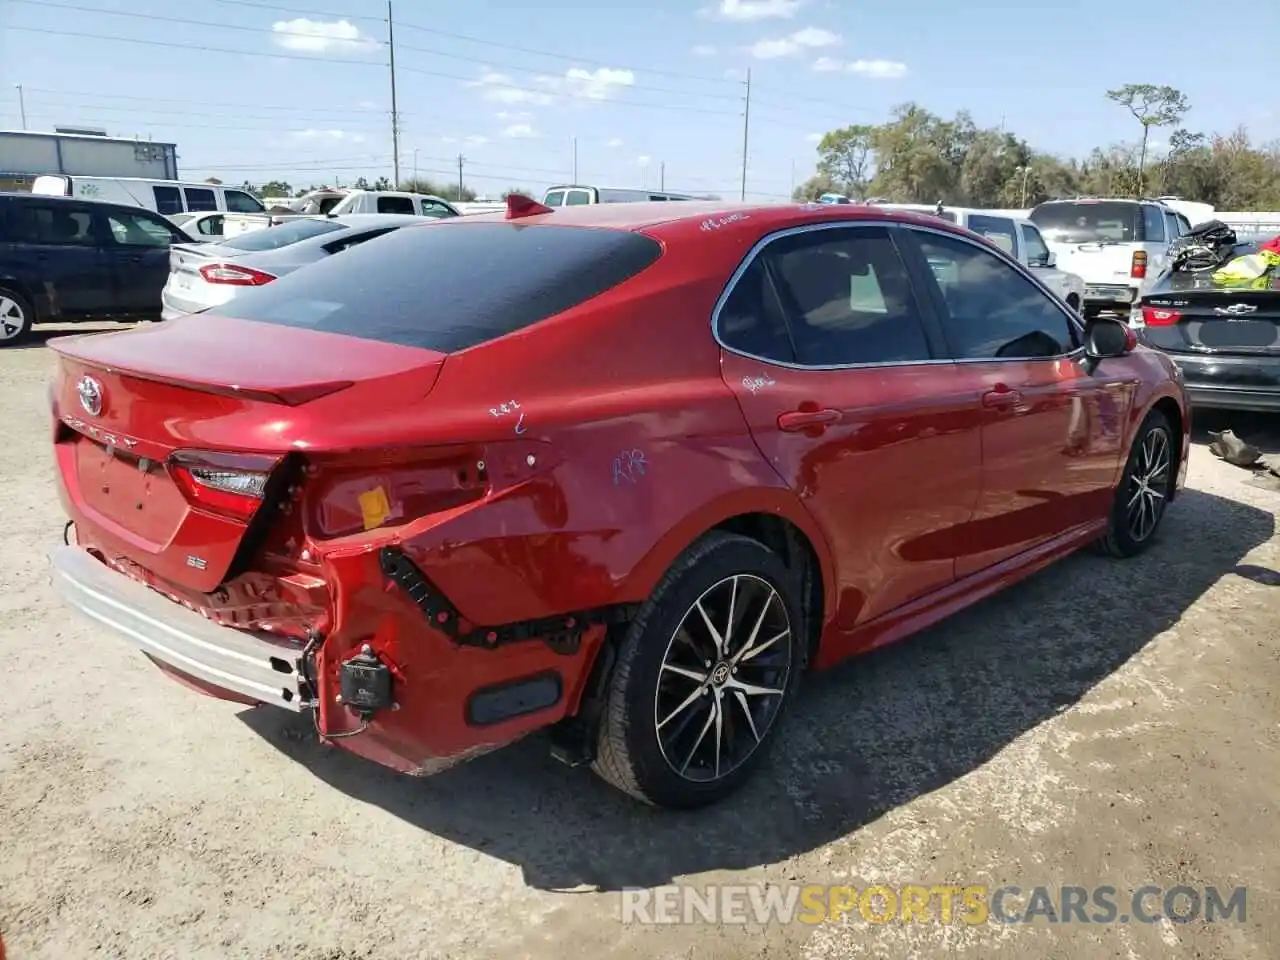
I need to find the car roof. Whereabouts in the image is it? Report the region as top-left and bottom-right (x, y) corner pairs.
(439, 200), (970, 239)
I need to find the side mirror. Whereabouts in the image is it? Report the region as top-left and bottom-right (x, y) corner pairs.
(1045, 251), (1057, 267)
(1081, 317), (1135, 375)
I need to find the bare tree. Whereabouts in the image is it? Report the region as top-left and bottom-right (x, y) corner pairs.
(1105, 84), (1190, 194)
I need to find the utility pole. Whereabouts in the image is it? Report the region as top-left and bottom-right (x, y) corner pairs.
(15, 85), (27, 130)
(457, 153), (464, 199)
(387, 1), (401, 188)
(790, 158), (795, 198)
(413, 148), (418, 183)
(660, 161), (665, 191)
(571, 136), (578, 182)
(739, 68), (751, 201)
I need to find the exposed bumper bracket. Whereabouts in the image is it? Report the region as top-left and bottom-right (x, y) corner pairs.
(50, 545), (310, 711)
(379, 545), (637, 653)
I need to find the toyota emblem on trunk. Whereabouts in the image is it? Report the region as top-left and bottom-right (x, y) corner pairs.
(77, 376), (104, 416)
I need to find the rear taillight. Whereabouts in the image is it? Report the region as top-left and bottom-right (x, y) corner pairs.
(1131, 251), (1148, 279)
(168, 451), (279, 522)
(1141, 306), (1181, 327)
(198, 263), (277, 286)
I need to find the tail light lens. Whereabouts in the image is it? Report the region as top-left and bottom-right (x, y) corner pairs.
(198, 263), (277, 286)
(1141, 306), (1181, 327)
(1131, 251), (1148, 279)
(168, 451), (279, 522)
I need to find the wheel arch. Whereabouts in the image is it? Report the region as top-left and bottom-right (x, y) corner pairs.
(621, 489), (835, 669)
(1150, 393), (1185, 501)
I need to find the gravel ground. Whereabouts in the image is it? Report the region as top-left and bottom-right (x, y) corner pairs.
(1, 325), (1278, 959)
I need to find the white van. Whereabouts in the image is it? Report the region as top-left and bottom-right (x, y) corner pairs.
(31, 175), (266, 217)
(541, 184), (704, 206)
(1027, 198), (1191, 317)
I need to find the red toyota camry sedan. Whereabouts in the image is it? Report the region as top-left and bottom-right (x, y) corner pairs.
(47, 197), (1190, 809)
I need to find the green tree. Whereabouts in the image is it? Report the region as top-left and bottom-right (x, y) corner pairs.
(259, 180), (292, 198)
(501, 187), (533, 199)
(1105, 83), (1191, 194)
(815, 125), (876, 200)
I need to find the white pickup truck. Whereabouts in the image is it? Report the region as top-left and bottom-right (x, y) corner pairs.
(879, 204), (1087, 311)
(214, 189), (461, 239)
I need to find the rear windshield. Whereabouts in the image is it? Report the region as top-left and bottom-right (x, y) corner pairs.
(213, 223), (664, 353)
(219, 218), (344, 251)
(1030, 201), (1139, 244)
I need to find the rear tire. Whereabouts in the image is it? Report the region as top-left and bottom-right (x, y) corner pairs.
(0, 287), (35, 346)
(592, 532), (804, 809)
(1097, 409), (1174, 558)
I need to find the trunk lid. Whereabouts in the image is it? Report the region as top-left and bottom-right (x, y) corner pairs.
(51, 316), (446, 591)
(1043, 240), (1154, 288)
(1140, 275), (1280, 356)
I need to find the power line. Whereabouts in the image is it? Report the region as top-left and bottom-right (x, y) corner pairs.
(197, 0), (386, 24)
(18, 98), (391, 127)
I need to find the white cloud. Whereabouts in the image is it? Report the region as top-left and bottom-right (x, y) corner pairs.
(503, 124), (536, 138)
(559, 66), (636, 101)
(750, 27), (840, 59)
(356, 100), (379, 110)
(271, 18), (378, 54)
(467, 66), (633, 106)
(636, 155), (651, 166)
(606, 137), (624, 148)
(465, 134), (489, 145)
(290, 128), (365, 143)
(496, 110), (532, 121)
(805, 132), (823, 143)
(813, 56), (908, 78)
(691, 44), (718, 56)
(706, 0), (803, 21)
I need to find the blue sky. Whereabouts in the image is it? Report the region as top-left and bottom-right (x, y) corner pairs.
(2, 0), (1277, 200)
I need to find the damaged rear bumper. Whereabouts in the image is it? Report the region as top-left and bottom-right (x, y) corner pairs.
(49, 545), (308, 711)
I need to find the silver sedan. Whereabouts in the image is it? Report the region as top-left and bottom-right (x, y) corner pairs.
(160, 213), (425, 320)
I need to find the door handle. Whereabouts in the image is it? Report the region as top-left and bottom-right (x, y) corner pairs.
(981, 384), (1023, 408)
(123, 254), (143, 263)
(777, 408), (841, 432)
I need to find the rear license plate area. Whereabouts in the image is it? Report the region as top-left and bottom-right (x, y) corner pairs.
(1197, 320), (1278, 349)
(75, 438), (186, 543)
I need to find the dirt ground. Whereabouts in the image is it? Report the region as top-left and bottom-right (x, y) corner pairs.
(1, 325), (1278, 960)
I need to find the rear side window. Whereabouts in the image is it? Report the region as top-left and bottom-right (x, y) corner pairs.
(419, 199), (456, 218)
(1142, 205), (1166, 242)
(153, 186), (183, 216)
(1163, 211), (1181, 240)
(718, 258), (795, 363)
(758, 225), (932, 366)
(1030, 201), (1139, 244)
(218, 218), (344, 251)
(9, 203), (96, 245)
(184, 187), (218, 212)
(214, 223), (664, 353)
(377, 195), (415, 214)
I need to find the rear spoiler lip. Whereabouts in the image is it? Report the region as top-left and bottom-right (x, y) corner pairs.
(47, 335), (354, 406)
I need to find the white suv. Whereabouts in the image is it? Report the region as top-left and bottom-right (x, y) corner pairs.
(878, 204), (1087, 311)
(1028, 198), (1192, 318)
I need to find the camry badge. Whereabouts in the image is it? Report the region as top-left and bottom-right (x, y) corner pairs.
(77, 376), (103, 417)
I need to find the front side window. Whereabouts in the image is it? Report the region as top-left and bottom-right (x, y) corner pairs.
(184, 188), (217, 212)
(762, 225), (933, 366)
(914, 231), (1078, 360)
(225, 189), (264, 213)
(107, 209), (179, 247)
(565, 190), (592, 206)
(419, 199), (456, 218)
(966, 214), (1017, 256)
(1021, 224), (1052, 266)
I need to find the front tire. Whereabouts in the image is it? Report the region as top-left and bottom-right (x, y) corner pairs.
(592, 532), (804, 809)
(0, 287), (35, 346)
(1098, 409), (1174, 558)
